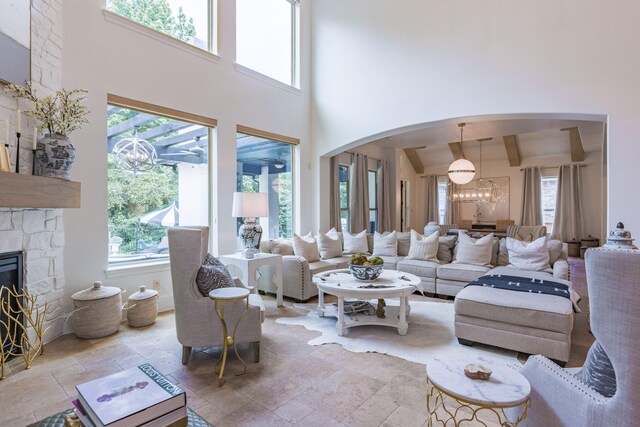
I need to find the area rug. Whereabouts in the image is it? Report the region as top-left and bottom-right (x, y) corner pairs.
(276, 299), (518, 365)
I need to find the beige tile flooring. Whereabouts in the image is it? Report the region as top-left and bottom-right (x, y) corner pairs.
(0, 259), (592, 426)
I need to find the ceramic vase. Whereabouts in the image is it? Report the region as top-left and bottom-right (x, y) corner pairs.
(36, 134), (76, 180)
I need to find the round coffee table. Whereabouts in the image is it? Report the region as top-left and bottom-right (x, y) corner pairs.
(313, 269), (420, 336)
(426, 358), (530, 426)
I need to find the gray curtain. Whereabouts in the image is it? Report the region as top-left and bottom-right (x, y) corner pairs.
(377, 160), (392, 232)
(445, 179), (460, 225)
(329, 156), (342, 231)
(349, 153), (370, 232)
(520, 167), (543, 226)
(425, 174), (439, 223)
(552, 164), (584, 241)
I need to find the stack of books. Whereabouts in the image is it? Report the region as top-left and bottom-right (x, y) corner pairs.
(72, 363), (187, 427)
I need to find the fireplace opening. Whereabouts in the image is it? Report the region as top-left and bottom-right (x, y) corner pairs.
(0, 251), (23, 360)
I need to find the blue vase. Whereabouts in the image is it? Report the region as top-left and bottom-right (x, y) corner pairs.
(36, 134), (76, 180)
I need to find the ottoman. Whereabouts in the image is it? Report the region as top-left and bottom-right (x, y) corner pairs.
(454, 268), (576, 364)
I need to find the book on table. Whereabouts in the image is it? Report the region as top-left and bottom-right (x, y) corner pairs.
(75, 363), (186, 427)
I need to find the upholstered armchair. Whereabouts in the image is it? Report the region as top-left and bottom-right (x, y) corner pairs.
(513, 248), (640, 426)
(168, 226), (264, 365)
(506, 225), (547, 240)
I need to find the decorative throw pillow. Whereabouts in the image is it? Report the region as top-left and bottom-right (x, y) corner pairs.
(397, 231), (412, 256)
(498, 238), (510, 266)
(343, 230), (369, 254)
(547, 239), (564, 265)
(292, 233), (320, 262)
(196, 254), (234, 297)
(574, 340), (617, 397)
(407, 230), (439, 262)
(437, 236), (457, 263)
(453, 231), (495, 266)
(318, 228), (343, 259)
(506, 236), (550, 271)
(373, 231), (398, 257)
(490, 237), (500, 267)
(266, 238), (294, 255)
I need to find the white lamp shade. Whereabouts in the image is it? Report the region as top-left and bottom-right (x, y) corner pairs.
(448, 158), (476, 184)
(232, 192), (268, 218)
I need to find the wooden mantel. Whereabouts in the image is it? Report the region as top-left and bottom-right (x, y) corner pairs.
(0, 172), (81, 208)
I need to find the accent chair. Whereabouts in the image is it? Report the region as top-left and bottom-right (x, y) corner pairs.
(168, 226), (264, 365)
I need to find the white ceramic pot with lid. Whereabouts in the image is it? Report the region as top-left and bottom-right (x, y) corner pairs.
(70, 281), (125, 339)
(125, 285), (159, 328)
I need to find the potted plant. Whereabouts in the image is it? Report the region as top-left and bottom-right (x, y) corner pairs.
(4, 82), (89, 180)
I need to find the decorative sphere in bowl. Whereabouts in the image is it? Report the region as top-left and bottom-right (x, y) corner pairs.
(349, 264), (383, 281)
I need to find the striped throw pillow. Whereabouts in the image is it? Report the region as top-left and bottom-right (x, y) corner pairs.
(574, 340), (617, 397)
(407, 230), (440, 262)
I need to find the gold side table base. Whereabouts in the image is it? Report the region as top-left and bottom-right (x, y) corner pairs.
(426, 378), (529, 426)
(210, 291), (250, 388)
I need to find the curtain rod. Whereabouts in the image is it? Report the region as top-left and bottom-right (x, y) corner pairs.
(341, 150), (381, 163)
(519, 163), (590, 171)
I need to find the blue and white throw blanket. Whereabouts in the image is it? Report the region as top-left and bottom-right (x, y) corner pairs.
(466, 274), (571, 299)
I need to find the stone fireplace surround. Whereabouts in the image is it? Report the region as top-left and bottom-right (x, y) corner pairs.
(0, 208), (65, 341)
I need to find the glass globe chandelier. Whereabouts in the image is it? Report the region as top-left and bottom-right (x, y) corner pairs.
(448, 123), (476, 184)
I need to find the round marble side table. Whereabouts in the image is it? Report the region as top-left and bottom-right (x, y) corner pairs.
(208, 287), (251, 387)
(426, 358), (531, 427)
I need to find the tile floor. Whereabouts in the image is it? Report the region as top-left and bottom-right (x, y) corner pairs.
(0, 258), (592, 426)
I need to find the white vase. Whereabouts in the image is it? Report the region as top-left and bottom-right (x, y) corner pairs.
(36, 134), (76, 180)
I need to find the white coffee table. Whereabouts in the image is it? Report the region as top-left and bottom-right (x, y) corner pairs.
(426, 358), (531, 426)
(313, 269), (420, 336)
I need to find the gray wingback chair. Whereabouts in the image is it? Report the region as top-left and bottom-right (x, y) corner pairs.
(514, 248), (640, 426)
(168, 226), (264, 365)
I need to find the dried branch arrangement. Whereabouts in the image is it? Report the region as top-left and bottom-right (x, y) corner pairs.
(0, 287), (51, 380)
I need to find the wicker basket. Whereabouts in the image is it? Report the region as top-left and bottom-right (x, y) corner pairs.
(70, 281), (125, 339)
(125, 285), (159, 328)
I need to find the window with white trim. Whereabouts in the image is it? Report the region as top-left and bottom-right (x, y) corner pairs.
(541, 175), (558, 235)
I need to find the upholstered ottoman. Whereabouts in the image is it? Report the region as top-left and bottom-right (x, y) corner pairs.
(454, 268), (576, 364)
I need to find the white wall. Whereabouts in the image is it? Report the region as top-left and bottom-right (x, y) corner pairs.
(62, 0), (311, 317)
(310, 0), (640, 234)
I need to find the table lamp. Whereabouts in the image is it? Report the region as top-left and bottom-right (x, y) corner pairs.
(232, 191), (268, 258)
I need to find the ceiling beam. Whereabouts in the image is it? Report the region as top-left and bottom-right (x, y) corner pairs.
(502, 135), (521, 167)
(403, 148), (424, 174)
(106, 113), (157, 139)
(562, 127), (585, 162)
(448, 142), (463, 160)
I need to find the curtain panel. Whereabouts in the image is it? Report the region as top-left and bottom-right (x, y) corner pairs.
(377, 160), (392, 232)
(329, 156), (342, 231)
(349, 153), (370, 232)
(552, 164), (584, 242)
(425, 175), (440, 223)
(520, 167), (543, 226)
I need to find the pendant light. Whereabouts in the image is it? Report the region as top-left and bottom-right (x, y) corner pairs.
(448, 123), (476, 184)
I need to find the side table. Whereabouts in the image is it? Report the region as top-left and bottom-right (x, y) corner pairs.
(426, 358), (530, 426)
(209, 287), (251, 387)
(219, 252), (283, 307)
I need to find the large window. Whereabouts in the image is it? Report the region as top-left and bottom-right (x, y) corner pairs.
(437, 177), (448, 224)
(236, 130), (295, 239)
(107, 0), (216, 52)
(236, 0), (299, 86)
(368, 170), (378, 233)
(541, 175), (558, 235)
(339, 165), (350, 231)
(107, 103), (211, 264)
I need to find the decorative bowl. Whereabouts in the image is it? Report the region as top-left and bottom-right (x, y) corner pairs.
(349, 264), (383, 281)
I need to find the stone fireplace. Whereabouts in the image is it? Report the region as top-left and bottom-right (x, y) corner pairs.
(0, 209), (65, 342)
(0, 251), (23, 358)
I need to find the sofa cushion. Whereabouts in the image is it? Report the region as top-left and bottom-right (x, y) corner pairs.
(323, 256), (350, 269)
(397, 259), (439, 279)
(318, 228), (343, 259)
(264, 238), (294, 255)
(293, 233), (320, 262)
(507, 236), (550, 271)
(437, 263), (491, 282)
(397, 231), (412, 256)
(406, 229), (439, 262)
(498, 238), (509, 266)
(373, 231), (398, 256)
(379, 255), (404, 269)
(196, 254), (234, 296)
(453, 231), (494, 266)
(308, 260), (337, 276)
(438, 236), (457, 263)
(574, 340), (617, 397)
(548, 239), (564, 265)
(343, 230), (369, 254)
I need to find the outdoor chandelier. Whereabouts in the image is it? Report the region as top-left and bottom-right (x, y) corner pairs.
(112, 127), (157, 174)
(274, 159), (285, 169)
(448, 123), (476, 184)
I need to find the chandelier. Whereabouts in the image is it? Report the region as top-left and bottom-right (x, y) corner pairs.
(448, 138), (498, 203)
(447, 123), (476, 184)
(112, 127), (157, 174)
